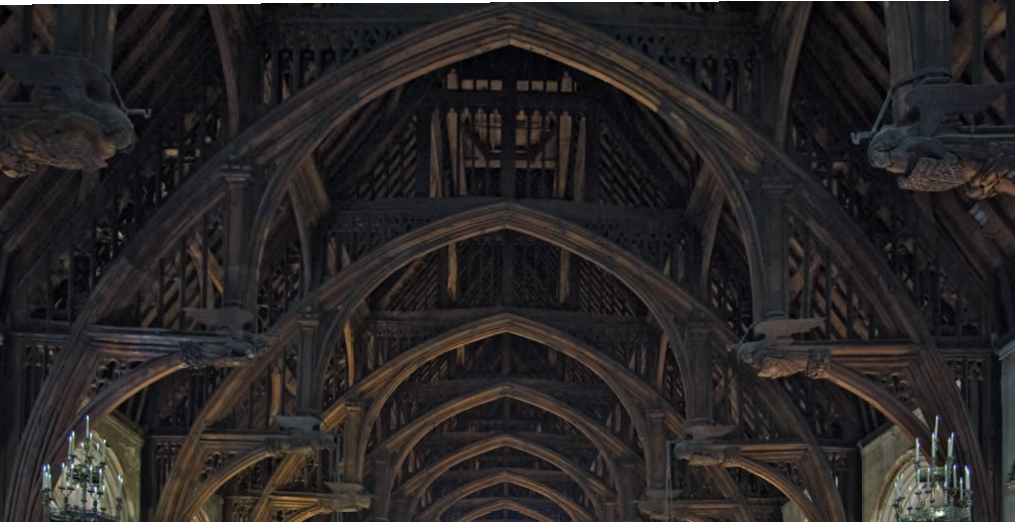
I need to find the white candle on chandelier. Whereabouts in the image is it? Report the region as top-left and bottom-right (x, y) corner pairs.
(947, 433), (954, 460)
(68, 433), (74, 460)
(116, 474), (123, 500)
(915, 438), (921, 471)
(85, 415), (90, 437)
(965, 466), (971, 493)
(42, 464), (51, 491)
(61, 463), (67, 489)
(932, 416), (939, 461)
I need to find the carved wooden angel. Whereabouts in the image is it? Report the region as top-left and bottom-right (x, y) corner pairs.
(854, 72), (1015, 199)
(671, 440), (741, 467)
(735, 317), (823, 379)
(0, 53), (140, 177)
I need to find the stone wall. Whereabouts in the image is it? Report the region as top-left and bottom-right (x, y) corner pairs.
(860, 415), (923, 522)
(1000, 340), (1015, 522)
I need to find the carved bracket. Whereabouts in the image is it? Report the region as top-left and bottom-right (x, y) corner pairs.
(852, 72), (1015, 199)
(264, 431), (339, 458)
(671, 441), (743, 467)
(180, 332), (272, 370)
(320, 482), (372, 512)
(0, 54), (149, 178)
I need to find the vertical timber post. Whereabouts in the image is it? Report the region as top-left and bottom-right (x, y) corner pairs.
(296, 310), (320, 417)
(758, 165), (793, 320)
(221, 165), (253, 309)
(884, 3), (951, 121)
(684, 319), (715, 430)
(54, 5), (116, 73)
(636, 406), (671, 518)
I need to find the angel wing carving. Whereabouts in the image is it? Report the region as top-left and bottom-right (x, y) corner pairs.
(753, 317), (824, 343)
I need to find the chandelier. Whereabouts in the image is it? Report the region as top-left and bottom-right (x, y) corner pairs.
(892, 416), (972, 522)
(41, 416), (125, 522)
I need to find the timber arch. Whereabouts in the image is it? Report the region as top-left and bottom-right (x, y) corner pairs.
(0, 4), (1004, 522)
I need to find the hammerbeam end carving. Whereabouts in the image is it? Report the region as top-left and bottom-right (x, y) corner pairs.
(730, 318), (825, 379)
(0, 53), (148, 178)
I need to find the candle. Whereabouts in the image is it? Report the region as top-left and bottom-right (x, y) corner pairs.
(947, 433), (954, 460)
(85, 415), (89, 435)
(42, 465), (51, 491)
(116, 474), (123, 499)
(965, 466), (971, 493)
(61, 463), (67, 489)
(915, 438), (921, 470)
(68, 434), (74, 460)
(932, 417), (939, 461)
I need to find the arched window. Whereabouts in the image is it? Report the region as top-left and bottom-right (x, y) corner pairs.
(873, 451), (929, 522)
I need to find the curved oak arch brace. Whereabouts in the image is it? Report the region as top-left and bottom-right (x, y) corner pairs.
(240, 4), (769, 312)
(174, 203), (768, 522)
(737, 458), (822, 522)
(751, 378), (846, 522)
(447, 498), (559, 522)
(353, 312), (656, 476)
(281, 506), (329, 522)
(150, 201), (901, 522)
(191, 315), (820, 522)
(246, 312), (674, 522)
(369, 381), (640, 475)
(365, 382), (636, 522)
(394, 433), (612, 520)
(825, 363), (931, 448)
(5, 185), (227, 522)
(178, 197), (728, 522)
(309, 202), (722, 433)
(7, 5), (988, 522)
(413, 470), (593, 522)
(180, 448), (273, 522)
(78, 353), (185, 422)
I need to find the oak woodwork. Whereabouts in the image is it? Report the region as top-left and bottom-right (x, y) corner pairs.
(3, 6), (1006, 522)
